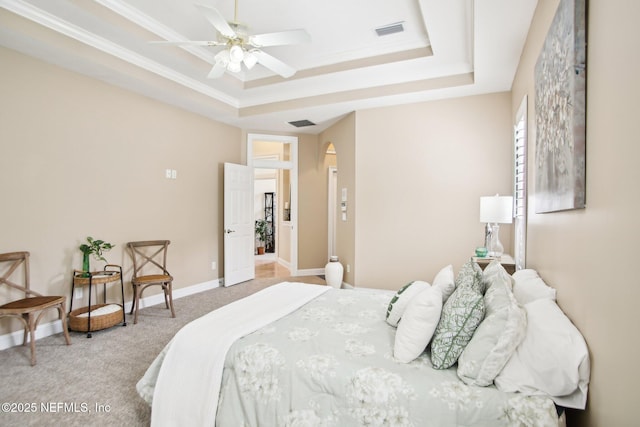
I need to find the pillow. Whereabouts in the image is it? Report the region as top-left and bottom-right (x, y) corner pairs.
(76, 304), (122, 318)
(430, 286), (485, 369)
(494, 298), (590, 409)
(456, 260), (486, 294)
(432, 265), (455, 302)
(457, 261), (527, 386)
(386, 281), (430, 327)
(393, 287), (443, 363)
(512, 269), (557, 304)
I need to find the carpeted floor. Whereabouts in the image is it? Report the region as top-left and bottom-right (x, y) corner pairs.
(0, 275), (325, 427)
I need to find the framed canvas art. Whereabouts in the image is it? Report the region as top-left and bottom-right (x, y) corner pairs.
(534, 0), (587, 213)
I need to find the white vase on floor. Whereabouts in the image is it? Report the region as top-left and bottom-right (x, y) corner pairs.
(325, 256), (344, 288)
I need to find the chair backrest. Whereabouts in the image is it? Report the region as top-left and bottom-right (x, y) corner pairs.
(0, 251), (41, 299)
(127, 241), (171, 278)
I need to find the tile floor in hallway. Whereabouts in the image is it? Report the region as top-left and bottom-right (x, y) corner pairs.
(255, 253), (291, 279)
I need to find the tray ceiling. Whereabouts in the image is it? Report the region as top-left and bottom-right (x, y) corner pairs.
(0, 0), (537, 134)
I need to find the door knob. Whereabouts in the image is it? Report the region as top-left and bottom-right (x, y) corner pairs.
(225, 229), (235, 234)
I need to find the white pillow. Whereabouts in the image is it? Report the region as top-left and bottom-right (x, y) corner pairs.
(512, 269), (556, 304)
(457, 261), (527, 386)
(394, 287), (443, 363)
(494, 298), (590, 409)
(76, 304), (121, 318)
(386, 281), (430, 327)
(432, 265), (456, 302)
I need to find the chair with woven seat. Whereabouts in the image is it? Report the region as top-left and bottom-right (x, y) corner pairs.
(0, 251), (71, 365)
(127, 240), (175, 324)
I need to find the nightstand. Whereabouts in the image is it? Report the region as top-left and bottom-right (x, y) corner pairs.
(472, 254), (516, 275)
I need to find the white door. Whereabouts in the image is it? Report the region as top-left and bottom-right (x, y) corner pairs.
(224, 163), (255, 286)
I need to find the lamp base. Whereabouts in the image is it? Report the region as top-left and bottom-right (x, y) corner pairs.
(488, 223), (504, 258)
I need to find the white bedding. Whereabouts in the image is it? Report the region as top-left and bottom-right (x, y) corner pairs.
(136, 282), (329, 427)
(138, 283), (564, 427)
(137, 273), (583, 426)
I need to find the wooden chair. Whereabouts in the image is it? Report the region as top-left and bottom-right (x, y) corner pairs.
(0, 251), (71, 365)
(127, 240), (175, 324)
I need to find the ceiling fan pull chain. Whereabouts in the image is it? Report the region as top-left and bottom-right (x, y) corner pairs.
(234, 0), (239, 23)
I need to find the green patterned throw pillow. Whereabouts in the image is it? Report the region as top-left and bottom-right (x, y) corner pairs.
(430, 286), (485, 369)
(456, 260), (486, 294)
(386, 281), (430, 327)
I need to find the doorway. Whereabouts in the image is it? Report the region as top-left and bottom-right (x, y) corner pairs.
(253, 164), (287, 278)
(248, 133), (298, 278)
(325, 143), (338, 260)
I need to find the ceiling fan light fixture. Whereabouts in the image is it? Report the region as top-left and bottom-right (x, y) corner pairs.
(167, 4), (310, 79)
(227, 60), (242, 73)
(229, 45), (245, 62)
(243, 51), (258, 69)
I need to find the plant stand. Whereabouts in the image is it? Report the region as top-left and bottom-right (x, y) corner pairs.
(69, 264), (126, 338)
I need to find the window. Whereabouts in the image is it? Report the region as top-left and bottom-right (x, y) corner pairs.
(513, 97), (528, 270)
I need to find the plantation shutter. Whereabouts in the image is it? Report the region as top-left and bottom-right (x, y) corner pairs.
(513, 98), (527, 270)
(514, 121), (526, 218)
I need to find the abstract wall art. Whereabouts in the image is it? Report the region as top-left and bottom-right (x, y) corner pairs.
(534, 0), (587, 213)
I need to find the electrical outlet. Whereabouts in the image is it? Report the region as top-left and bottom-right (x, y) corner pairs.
(165, 169), (172, 178)
(211, 261), (216, 270)
(74, 287), (83, 299)
(346, 264), (351, 273)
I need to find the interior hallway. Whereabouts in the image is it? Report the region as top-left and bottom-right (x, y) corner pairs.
(255, 253), (290, 279)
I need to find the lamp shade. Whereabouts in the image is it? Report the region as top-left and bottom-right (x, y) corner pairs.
(480, 195), (513, 224)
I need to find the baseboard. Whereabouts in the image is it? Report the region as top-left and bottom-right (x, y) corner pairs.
(296, 268), (325, 276)
(0, 278), (221, 351)
(128, 278), (221, 311)
(277, 258), (291, 269)
(0, 320), (67, 350)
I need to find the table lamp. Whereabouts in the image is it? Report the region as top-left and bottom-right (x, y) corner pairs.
(480, 195), (513, 257)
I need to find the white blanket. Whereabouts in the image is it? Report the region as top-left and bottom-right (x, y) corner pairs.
(137, 282), (329, 427)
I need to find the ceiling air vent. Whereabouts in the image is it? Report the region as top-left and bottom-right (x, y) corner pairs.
(375, 22), (405, 37)
(288, 119), (316, 128)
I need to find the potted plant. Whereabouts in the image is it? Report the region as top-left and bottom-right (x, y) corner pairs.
(79, 236), (114, 273)
(255, 219), (267, 255)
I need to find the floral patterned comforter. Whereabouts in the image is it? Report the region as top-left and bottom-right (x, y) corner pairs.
(215, 288), (558, 427)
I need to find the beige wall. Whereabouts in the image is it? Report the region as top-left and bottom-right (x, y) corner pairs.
(353, 93), (513, 288)
(320, 113), (357, 284)
(297, 133), (329, 270)
(512, 1), (640, 425)
(0, 47), (241, 333)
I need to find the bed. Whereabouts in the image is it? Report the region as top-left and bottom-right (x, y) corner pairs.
(137, 261), (589, 427)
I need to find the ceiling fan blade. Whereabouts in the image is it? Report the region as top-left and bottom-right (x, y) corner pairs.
(208, 61), (227, 79)
(252, 50), (297, 78)
(194, 4), (237, 40)
(150, 40), (225, 47)
(249, 29), (311, 47)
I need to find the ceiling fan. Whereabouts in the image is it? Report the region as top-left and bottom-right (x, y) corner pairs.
(154, 1), (311, 79)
